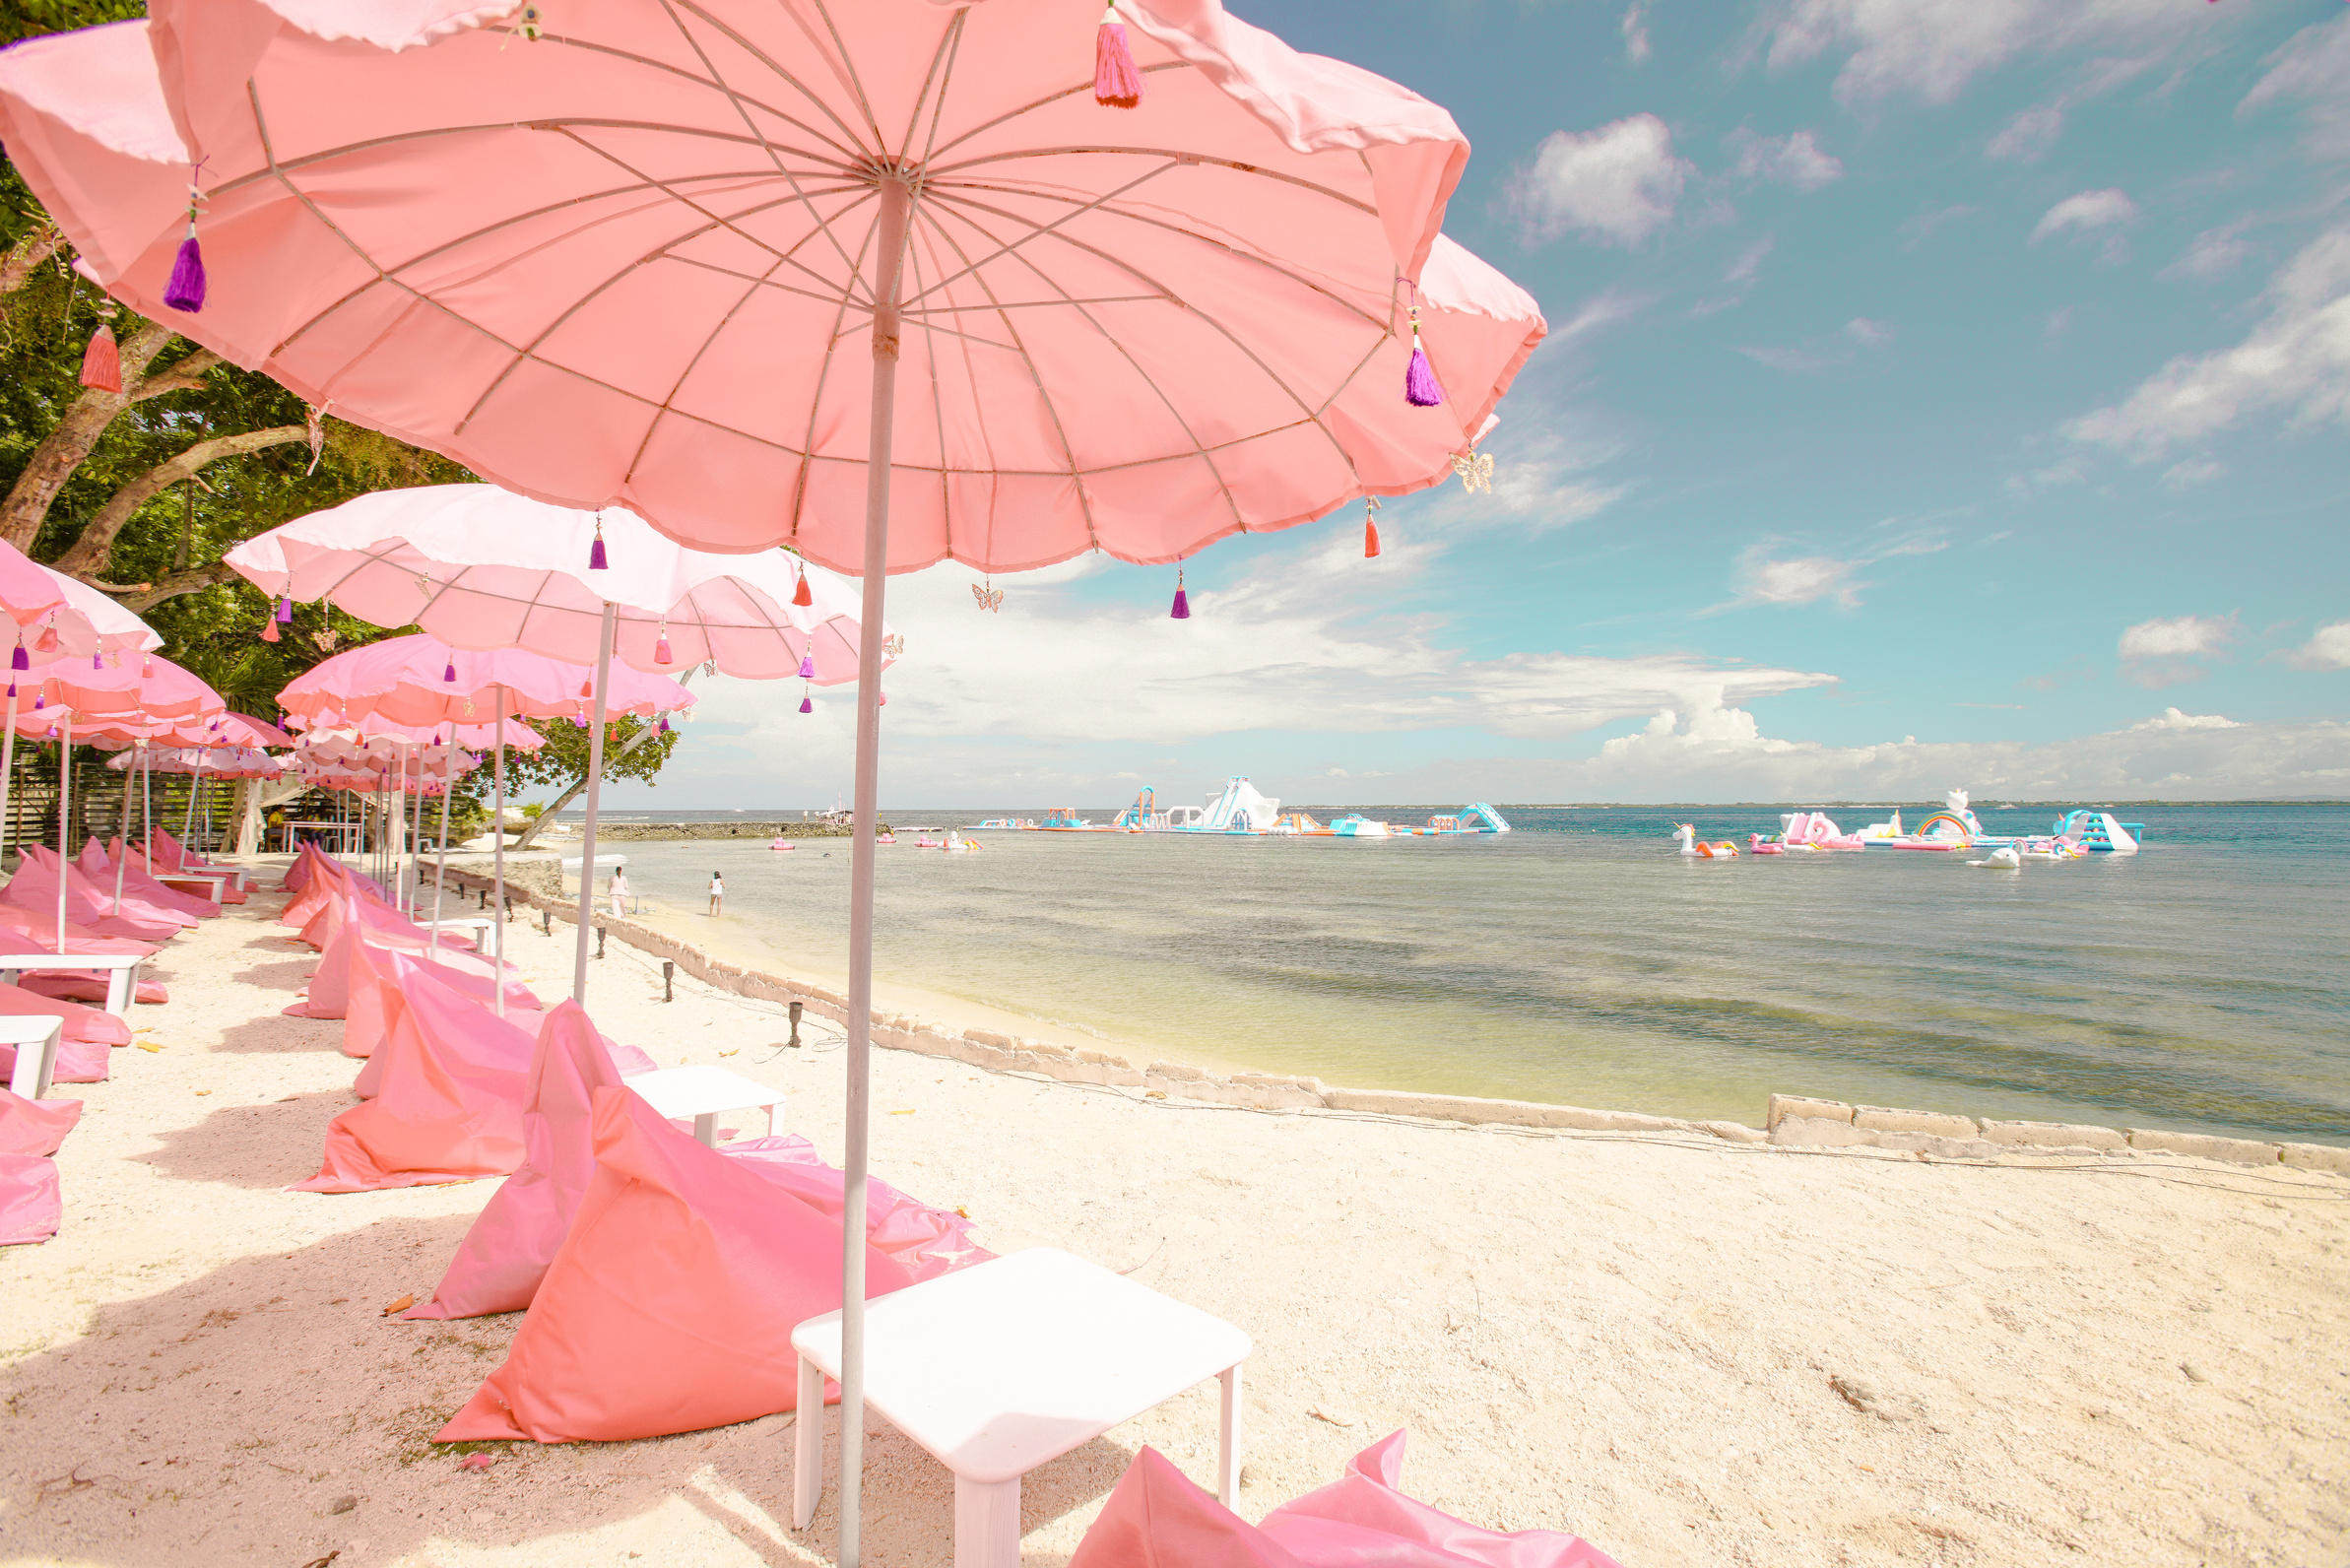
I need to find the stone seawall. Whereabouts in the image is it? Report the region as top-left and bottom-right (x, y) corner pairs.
(423, 864), (2349, 1175)
(590, 820), (860, 841)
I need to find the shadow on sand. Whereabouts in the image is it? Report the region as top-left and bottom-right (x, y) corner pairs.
(0, 1216), (1126, 1567)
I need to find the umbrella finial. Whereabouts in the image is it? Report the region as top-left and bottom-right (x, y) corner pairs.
(589, 516), (609, 571)
(1363, 495), (1382, 558)
(1404, 302), (1445, 407)
(163, 168), (208, 313)
(1095, 5), (1144, 107)
(1169, 567), (1191, 621)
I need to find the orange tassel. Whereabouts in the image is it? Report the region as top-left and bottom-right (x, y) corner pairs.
(78, 324), (121, 393)
(792, 569), (813, 608)
(1365, 516), (1381, 557)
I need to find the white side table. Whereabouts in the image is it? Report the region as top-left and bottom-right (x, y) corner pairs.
(0, 1014), (66, 1100)
(0, 954), (146, 1016)
(622, 1065), (784, 1145)
(156, 874), (227, 906)
(790, 1248), (1251, 1568)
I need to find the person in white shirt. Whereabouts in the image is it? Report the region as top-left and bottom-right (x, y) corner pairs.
(707, 871), (724, 917)
(608, 867), (629, 919)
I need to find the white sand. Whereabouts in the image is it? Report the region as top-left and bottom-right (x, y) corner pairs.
(2, 869), (2345, 1568)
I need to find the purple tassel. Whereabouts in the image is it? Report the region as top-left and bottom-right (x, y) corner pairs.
(797, 652), (816, 680)
(799, 694), (813, 714)
(92, 654), (102, 670)
(5, 683), (14, 700)
(9, 646), (25, 672)
(443, 660), (457, 683)
(589, 522), (609, 571)
(1404, 334), (1445, 407)
(276, 597), (294, 623)
(657, 716), (671, 735)
(163, 227), (206, 313)
(655, 636), (673, 666)
(1169, 568), (1190, 621)
(33, 695), (43, 711)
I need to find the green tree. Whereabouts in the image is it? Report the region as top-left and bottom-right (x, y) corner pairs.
(485, 711), (685, 853)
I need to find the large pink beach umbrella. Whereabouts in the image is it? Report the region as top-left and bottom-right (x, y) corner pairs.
(0, 8), (1545, 1551)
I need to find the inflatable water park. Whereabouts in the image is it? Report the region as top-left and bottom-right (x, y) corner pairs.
(1674, 790), (2142, 862)
(959, 782), (1511, 840)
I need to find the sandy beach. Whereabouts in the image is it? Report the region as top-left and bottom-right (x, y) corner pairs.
(3, 867), (2346, 1568)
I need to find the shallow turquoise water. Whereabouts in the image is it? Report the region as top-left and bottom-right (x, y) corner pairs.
(589, 804), (2350, 1142)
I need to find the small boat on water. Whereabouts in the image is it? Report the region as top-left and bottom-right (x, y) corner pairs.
(768, 837), (796, 852)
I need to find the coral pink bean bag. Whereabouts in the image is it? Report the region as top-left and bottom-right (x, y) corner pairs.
(0, 1087), (81, 1157)
(0, 1153), (62, 1245)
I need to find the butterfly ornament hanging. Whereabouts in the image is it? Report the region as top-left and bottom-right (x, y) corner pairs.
(971, 578), (1004, 613)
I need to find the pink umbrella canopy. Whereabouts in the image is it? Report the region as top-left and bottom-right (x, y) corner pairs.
(283, 635), (696, 728)
(104, 745), (283, 779)
(0, 539), (163, 663)
(227, 492), (884, 684)
(0, 4), (1541, 572)
(289, 714), (545, 751)
(7, 653), (225, 724)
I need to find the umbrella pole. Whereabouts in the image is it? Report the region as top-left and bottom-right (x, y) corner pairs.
(55, 731), (72, 955)
(0, 683), (17, 869)
(178, 753), (204, 869)
(428, 766), (451, 954)
(113, 744), (134, 913)
(492, 689), (508, 1018)
(409, 754), (425, 915)
(838, 169), (911, 1568)
(571, 603), (616, 1005)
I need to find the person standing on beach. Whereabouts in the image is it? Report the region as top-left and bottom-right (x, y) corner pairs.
(609, 867), (629, 919)
(708, 871), (724, 917)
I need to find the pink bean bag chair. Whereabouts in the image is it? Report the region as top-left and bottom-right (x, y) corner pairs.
(0, 1153), (61, 1245)
(1072, 1433), (1624, 1568)
(114, 839), (247, 904)
(0, 1087), (82, 1156)
(348, 945), (556, 1095)
(281, 851), (388, 927)
(290, 963), (530, 1193)
(0, 981), (130, 1084)
(78, 841), (214, 921)
(2, 848), (181, 942)
(410, 1007), (973, 1322)
(282, 843), (321, 893)
(435, 1086), (917, 1444)
(290, 907), (535, 1028)
(0, 902), (158, 956)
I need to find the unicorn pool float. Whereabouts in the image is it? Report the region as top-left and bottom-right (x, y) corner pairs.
(1672, 823), (1738, 858)
(767, 837), (796, 851)
(922, 833), (982, 852)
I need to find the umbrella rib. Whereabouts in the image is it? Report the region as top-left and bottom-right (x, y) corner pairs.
(552, 17), (871, 164)
(899, 220), (957, 561)
(929, 145), (1375, 220)
(893, 8), (965, 168)
(897, 160), (1184, 310)
(803, 0), (890, 154)
(923, 63), (1192, 163)
(657, 0), (873, 290)
(912, 11), (969, 172)
(986, 227), (1245, 535)
(907, 206), (1101, 553)
(212, 122), (862, 199)
(787, 191), (886, 547)
(918, 180), (1386, 330)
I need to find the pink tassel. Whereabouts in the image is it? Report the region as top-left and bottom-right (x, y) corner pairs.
(879, 691), (887, 707)
(1094, 6), (1144, 106)
(163, 225), (206, 314)
(141, 657), (153, 678)
(33, 626), (57, 655)
(261, 620), (281, 644)
(1364, 497), (1382, 558)
(792, 569), (813, 608)
(1169, 568), (1190, 621)
(655, 635), (673, 666)
(78, 324), (121, 393)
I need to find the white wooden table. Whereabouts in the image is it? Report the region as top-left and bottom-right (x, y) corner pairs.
(419, 916), (494, 945)
(0, 1014), (66, 1100)
(0, 954), (145, 1015)
(622, 1064), (783, 1145)
(157, 874), (226, 906)
(790, 1248), (1251, 1568)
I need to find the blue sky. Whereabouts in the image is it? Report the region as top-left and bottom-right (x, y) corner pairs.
(616, 0), (2350, 812)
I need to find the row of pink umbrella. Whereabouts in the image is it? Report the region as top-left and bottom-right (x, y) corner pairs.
(0, 1), (1549, 1553)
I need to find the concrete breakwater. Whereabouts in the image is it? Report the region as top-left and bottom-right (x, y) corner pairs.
(588, 820), (860, 841)
(422, 864), (2349, 1176)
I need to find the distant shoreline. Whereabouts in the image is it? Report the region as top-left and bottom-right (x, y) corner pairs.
(553, 797), (2350, 817)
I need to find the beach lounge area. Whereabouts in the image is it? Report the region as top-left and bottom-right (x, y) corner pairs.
(2, 863), (2343, 1567)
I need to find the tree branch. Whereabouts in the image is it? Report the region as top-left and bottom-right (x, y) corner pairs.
(508, 675), (694, 853)
(50, 425), (306, 577)
(113, 562), (237, 616)
(0, 223), (66, 298)
(0, 319), (182, 553)
(131, 348), (224, 400)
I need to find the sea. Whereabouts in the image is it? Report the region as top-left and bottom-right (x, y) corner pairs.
(562, 803), (2350, 1143)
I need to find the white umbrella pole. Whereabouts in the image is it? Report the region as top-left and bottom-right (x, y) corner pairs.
(0, 683), (17, 867)
(112, 744), (134, 912)
(492, 689), (508, 1018)
(55, 730), (72, 955)
(409, 754), (426, 915)
(838, 169), (911, 1568)
(571, 603), (616, 1005)
(177, 753), (204, 869)
(429, 765), (451, 955)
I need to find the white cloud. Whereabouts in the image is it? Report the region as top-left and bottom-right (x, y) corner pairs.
(1987, 105), (2063, 163)
(1690, 236), (1776, 317)
(2118, 612), (2238, 687)
(1730, 548), (1866, 610)
(1622, 3), (1652, 64)
(1728, 129), (1845, 190)
(1737, 316), (1895, 374)
(2066, 229), (2350, 458)
(2241, 11), (2350, 159)
(1507, 114), (1693, 247)
(2130, 707), (2241, 732)
(2160, 459), (2225, 490)
(2032, 188), (2137, 243)
(2287, 621), (2350, 672)
(1356, 704), (2350, 805)
(1758, 0), (2206, 106)
(1899, 204), (1977, 249)
(2160, 223), (2253, 283)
